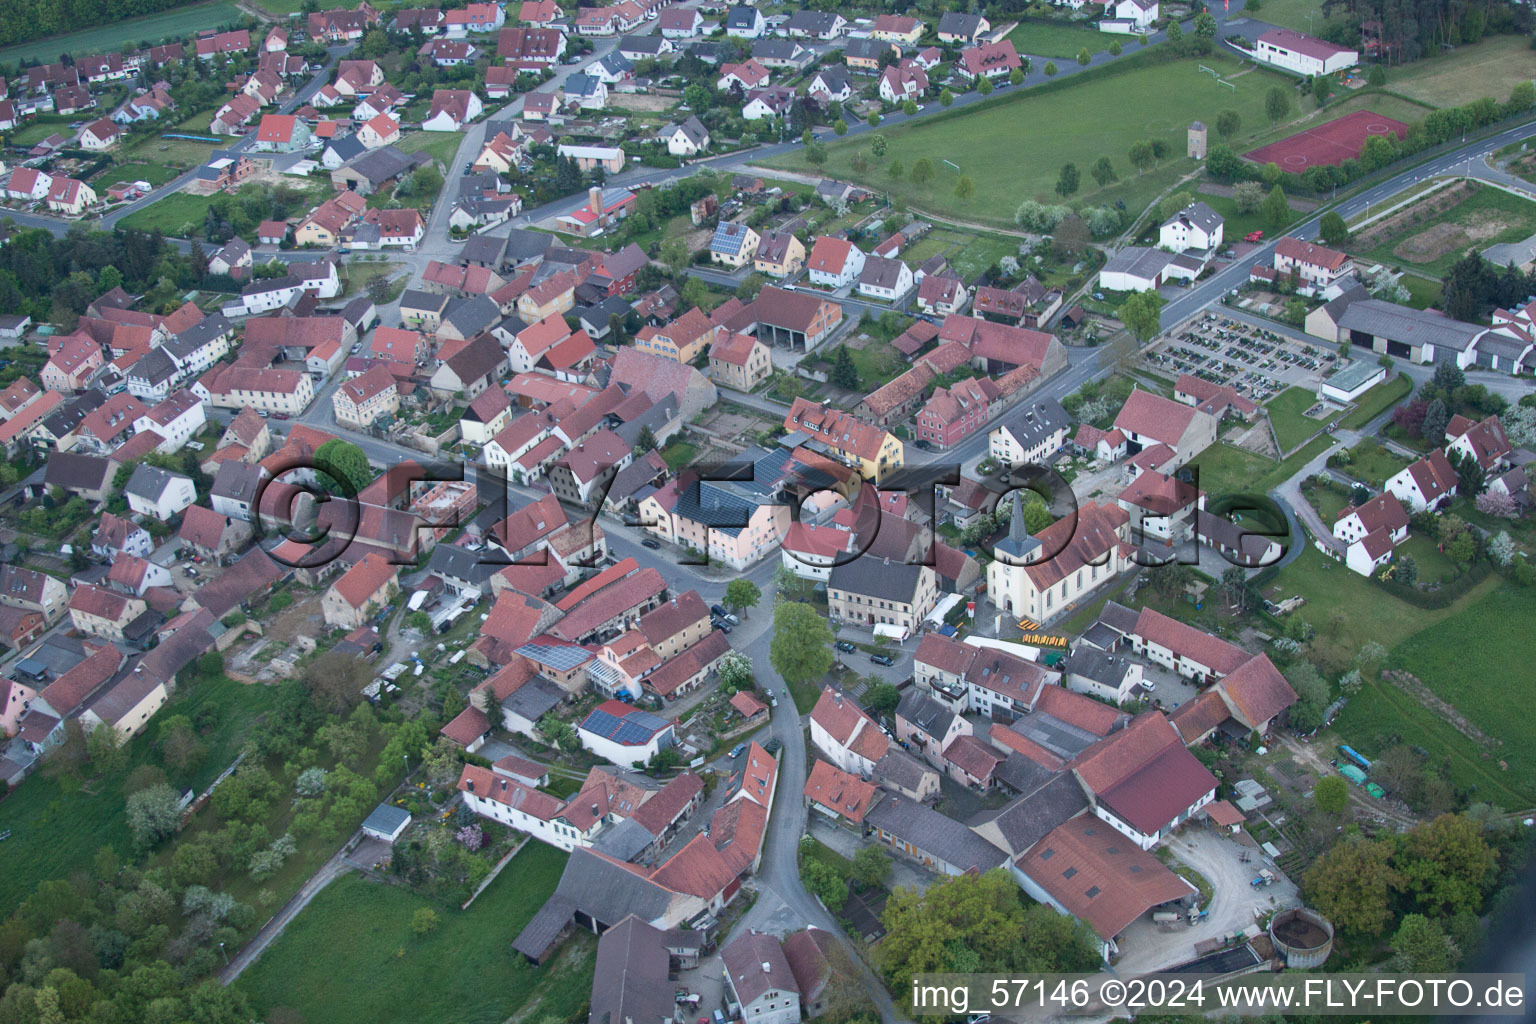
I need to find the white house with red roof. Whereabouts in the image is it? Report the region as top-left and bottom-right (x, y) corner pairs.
(878, 62), (928, 104)
(252, 114), (312, 152)
(4, 167), (51, 201)
(805, 236), (865, 289)
(423, 88), (483, 131)
(954, 39), (1021, 82)
(717, 59), (770, 92)
(1273, 236), (1354, 293)
(1332, 490), (1409, 576)
(808, 686), (887, 775)
(1443, 413), (1511, 473)
(46, 177), (97, 217)
(1110, 387), (1218, 470)
(1386, 448), (1458, 512)
(445, 1), (505, 36)
(78, 118), (122, 151)
(1252, 28), (1358, 76)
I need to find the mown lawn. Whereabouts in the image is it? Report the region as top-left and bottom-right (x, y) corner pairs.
(1332, 583), (1536, 807)
(240, 843), (594, 1024)
(1337, 374), (1412, 429)
(95, 162), (182, 190)
(768, 54), (1298, 227)
(1387, 35), (1536, 109)
(1336, 437), (1412, 488)
(1266, 385), (1339, 452)
(1187, 435), (1334, 496)
(1262, 544), (1500, 668)
(399, 130), (468, 171)
(1006, 20), (1122, 60)
(117, 191), (219, 236)
(0, 0), (243, 64)
(0, 674), (278, 915)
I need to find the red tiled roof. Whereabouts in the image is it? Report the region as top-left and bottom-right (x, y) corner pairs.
(942, 734), (1003, 782)
(330, 552), (396, 609)
(802, 758), (878, 822)
(1112, 388), (1201, 448)
(1132, 606), (1251, 676)
(1015, 815), (1194, 940)
(649, 832), (738, 898)
(1216, 653), (1297, 728)
(1275, 235), (1351, 271)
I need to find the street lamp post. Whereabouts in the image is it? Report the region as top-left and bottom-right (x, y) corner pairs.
(219, 942), (229, 966)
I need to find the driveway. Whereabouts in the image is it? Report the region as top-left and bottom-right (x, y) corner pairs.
(1111, 826), (1299, 976)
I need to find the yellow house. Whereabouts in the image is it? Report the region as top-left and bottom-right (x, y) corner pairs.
(871, 13), (924, 44)
(82, 674), (168, 741)
(515, 269), (577, 321)
(709, 220), (760, 269)
(783, 397), (904, 482)
(634, 307), (717, 364)
(753, 229), (806, 278)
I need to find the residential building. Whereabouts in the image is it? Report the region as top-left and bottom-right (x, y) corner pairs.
(1385, 449), (1458, 512)
(827, 559), (938, 639)
(708, 332), (772, 392)
(722, 932), (801, 1024)
(332, 365), (399, 428)
(710, 221), (760, 269)
(322, 552), (398, 628)
(989, 398), (1072, 466)
(1274, 236), (1355, 292)
(805, 237), (865, 289)
(124, 463), (196, 521)
(783, 397), (903, 482)
(753, 230), (805, 278)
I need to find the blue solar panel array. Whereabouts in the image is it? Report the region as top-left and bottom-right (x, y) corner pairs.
(582, 706), (668, 745)
(517, 642), (590, 671)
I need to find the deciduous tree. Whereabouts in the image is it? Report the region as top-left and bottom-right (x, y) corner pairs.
(1266, 86), (1291, 124)
(1055, 163), (1080, 198)
(1090, 156), (1117, 188)
(1303, 837), (1401, 935)
(769, 601), (833, 686)
(1118, 290), (1165, 343)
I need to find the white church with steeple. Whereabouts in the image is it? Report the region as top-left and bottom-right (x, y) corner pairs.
(986, 491), (1134, 625)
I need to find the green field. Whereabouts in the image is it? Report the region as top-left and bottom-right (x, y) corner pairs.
(1356, 183), (1536, 278)
(769, 54), (1300, 227)
(1248, 0), (1343, 36)
(0, 1), (244, 65)
(0, 674), (278, 914)
(1339, 373), (1406, 429)
(117, 190), (220, 236)
(1007, 20), (1122, 60)
(398, 129), (466, 171)
(95, 161), (183, 190)
(1331, 583), (1536, 807)
(240, 843), (594, 1024)
(1264, 545), (1500, 667)
(1266, 385), (1339, 452)
(1335, 437), (1412, 488)
(1388, 35), (1536, 108)
(1188, 435), (1334, 496)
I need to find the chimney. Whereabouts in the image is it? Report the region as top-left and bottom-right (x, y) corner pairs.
(591, 803), (599, 816)
(762, 962), (772, 973)
(589, 185), (602, 217)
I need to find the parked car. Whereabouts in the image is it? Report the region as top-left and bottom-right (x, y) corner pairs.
(712, 619), (732, 634)
(869, 653), (895, 666)
(728, 743), (746, 759)
(641, 538), (661, 550)
(834, 640), (856, 653)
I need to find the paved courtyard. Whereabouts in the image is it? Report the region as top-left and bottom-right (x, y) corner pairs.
(1111, 825), (1300, 976)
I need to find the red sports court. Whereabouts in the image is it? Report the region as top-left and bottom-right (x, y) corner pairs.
(1244, 109), (1410, 170)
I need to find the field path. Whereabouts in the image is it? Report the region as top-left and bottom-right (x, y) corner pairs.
(219, 845), (354, 982)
